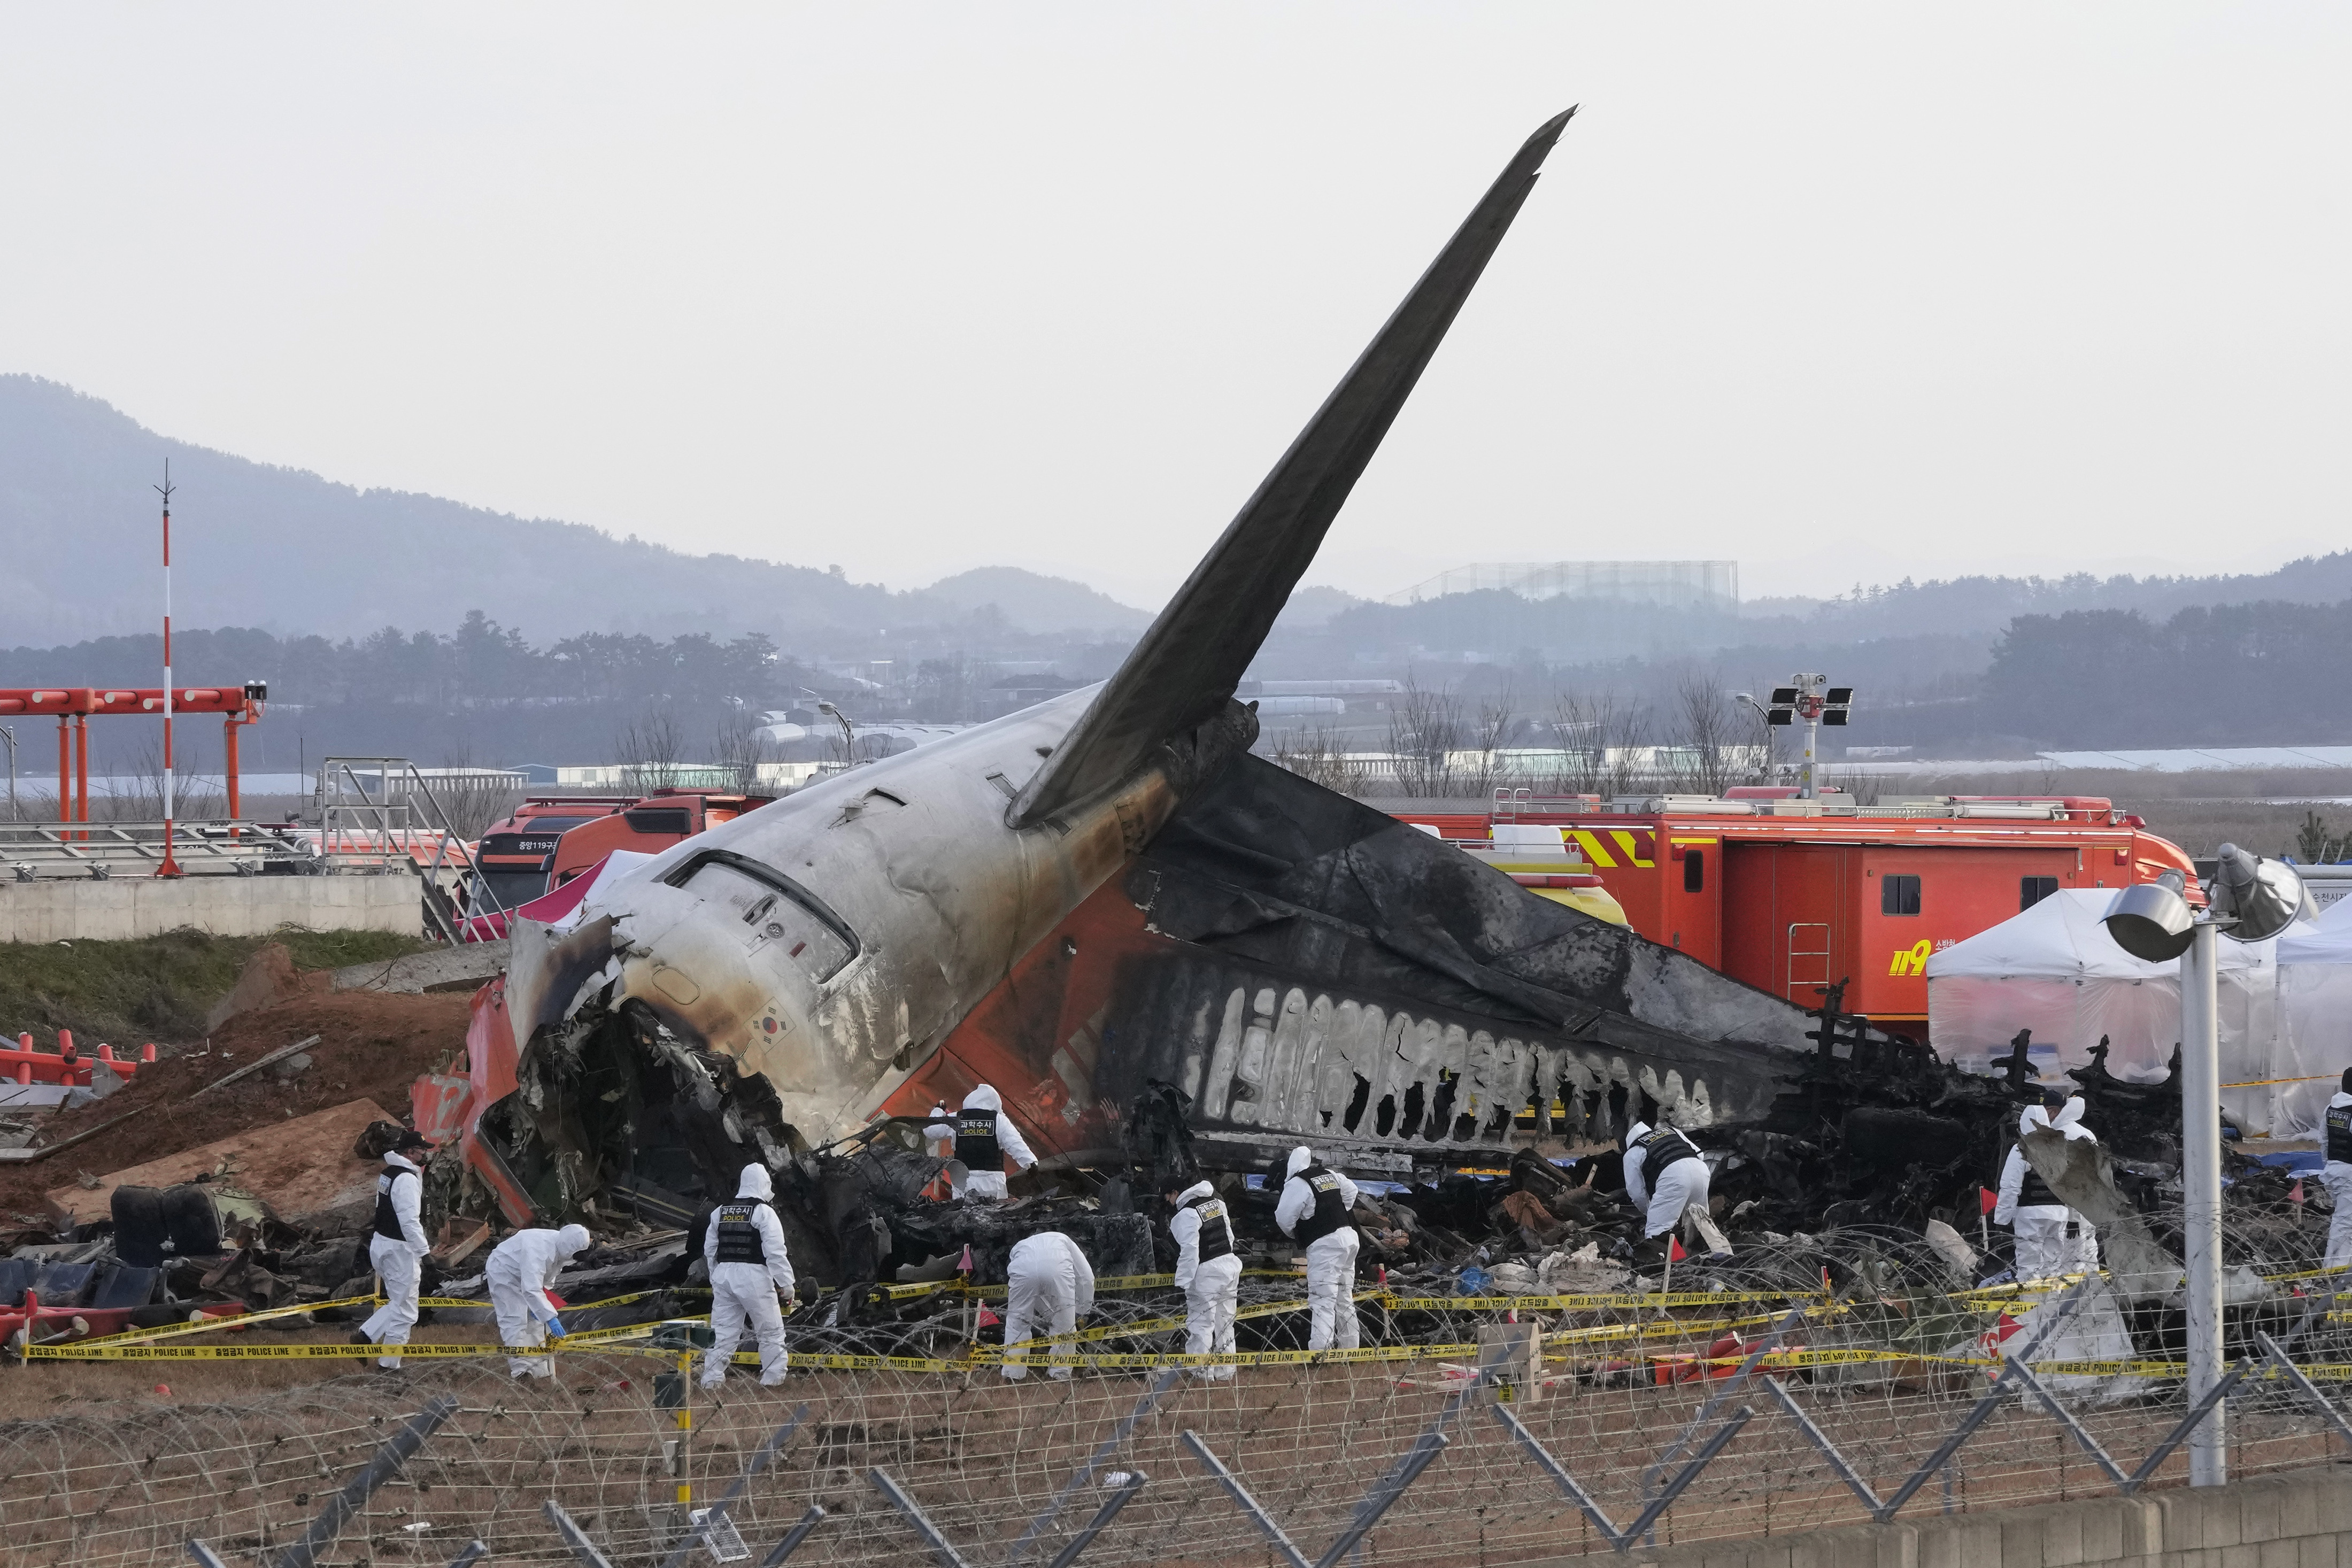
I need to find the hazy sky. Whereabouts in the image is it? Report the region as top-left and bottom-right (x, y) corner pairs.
(5, 6), (2347, 609)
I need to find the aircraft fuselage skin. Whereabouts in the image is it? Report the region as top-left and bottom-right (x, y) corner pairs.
(512, 687), (1251, 1147)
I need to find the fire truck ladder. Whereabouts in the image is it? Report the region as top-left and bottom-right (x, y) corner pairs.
(1786, 923), (1832, 1002)
(315, 759), (517, 945)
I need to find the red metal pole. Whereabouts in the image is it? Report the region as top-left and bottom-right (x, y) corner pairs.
(224, 715), (241, 833)
(55, 717), (66, 824)
(157, 466), (182, 877)
(73, 715), (88, 838)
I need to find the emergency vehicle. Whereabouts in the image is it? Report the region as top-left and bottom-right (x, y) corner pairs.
(1394, 789), (2201, 1039)
(465, 789), (773, 929)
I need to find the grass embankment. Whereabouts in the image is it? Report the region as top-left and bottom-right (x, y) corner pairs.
(0, 929), (431, 1051)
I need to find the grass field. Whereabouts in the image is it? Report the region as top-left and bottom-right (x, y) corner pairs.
(0, 928), (433, 1051)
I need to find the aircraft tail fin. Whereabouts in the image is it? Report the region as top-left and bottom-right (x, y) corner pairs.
(1009, 108), (1576, 827)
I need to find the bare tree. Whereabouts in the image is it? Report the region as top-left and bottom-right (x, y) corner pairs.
(615, 710), (687, 793)
(1269, 725), (1366, 796)
(1387, 676), (1468, 798)
(432, 746), (524, 840)
(1463, 682), (1516, 800)
(711, 706), (777, 794)
(1547, 691), (1651, 798)
(1669, 671), (1740, 797)
(96, 739), (225, 823)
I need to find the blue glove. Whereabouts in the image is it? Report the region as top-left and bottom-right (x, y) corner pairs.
(545, 1315), (568, 1339)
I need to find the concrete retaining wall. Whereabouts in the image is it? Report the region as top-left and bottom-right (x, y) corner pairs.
(0, 871), (422, 942)
(1621, 1471), (2352, 1568)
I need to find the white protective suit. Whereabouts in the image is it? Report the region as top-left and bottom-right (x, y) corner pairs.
(1001, 1231), (1094, 1380)
(1994, 1101), (2098, 1280)
(1170, 1179), (1242, 1379)
(1275, 1147), (1361, 1352)
(484, 1223), (591, 1378)
(1623, 1121), (1711, 1241)
(2322, 1089), (2352, 1270)
(923, 1083), (1037, 1201)
(359, 1151), (428, 1368)
(701, 1164), (796, 1387)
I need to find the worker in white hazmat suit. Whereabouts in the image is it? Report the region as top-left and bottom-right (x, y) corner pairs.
(353, 1130), (433, 1369)
(1167, 1178), (1242, 1379)
(484, 1223), (591, 1378)
(701, 1163), (796, 1387)
(1994, 1093), (2094, 1280)
(1623, 1120), (1711, 1243)
(1001, 1231), (1094, 1380)
(1275, 1147), (1360, 1352)
(923, 1084), (1036, 1201)
(2322, 1069), (2352, 1270)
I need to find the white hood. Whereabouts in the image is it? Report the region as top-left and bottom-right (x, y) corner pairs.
(557, 1223), (591, 1257)
(737, 1163), (775, 1201)
(1175, 1178), (1215, 1205)
(2050, 1096), (2097, 1142)
(1286, 1146), (1314, 1177)
(2018, 1104), (2053, 1138)
(965, 1084), (1001, 1113)
(1625, 1120), (1652, 1146)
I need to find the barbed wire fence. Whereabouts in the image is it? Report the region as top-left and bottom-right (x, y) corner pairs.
(9, 1228), (2352, 1567)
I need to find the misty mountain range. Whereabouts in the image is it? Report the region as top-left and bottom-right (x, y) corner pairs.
(10, 372), (2352, 762)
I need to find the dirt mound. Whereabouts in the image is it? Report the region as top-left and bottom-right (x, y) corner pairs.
(0, 982), (475, 1225)
(201, 941), (329, 1031)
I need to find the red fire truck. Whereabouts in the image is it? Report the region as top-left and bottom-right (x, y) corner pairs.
(467, 789), (774, 916)
(1392, 790), (2201, 1040)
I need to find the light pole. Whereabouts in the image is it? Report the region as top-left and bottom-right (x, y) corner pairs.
(1, 724), (14, 819)
(1760, 676), (1852, 800)
(2104, 847), (2313, 1487)
(1733, 693), (1772, 783)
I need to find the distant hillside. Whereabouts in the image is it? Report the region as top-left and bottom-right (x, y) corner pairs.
(920, 567), (1150, 634)
(1742, 559), (2352, 640)
(0, 376), (1126, 648)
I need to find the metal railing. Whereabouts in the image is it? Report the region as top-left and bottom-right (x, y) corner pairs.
(314, 758), (515, 943)
(0, 817), (313, 880)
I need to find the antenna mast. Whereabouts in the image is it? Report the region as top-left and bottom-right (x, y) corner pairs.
(156, 461), (183, 877)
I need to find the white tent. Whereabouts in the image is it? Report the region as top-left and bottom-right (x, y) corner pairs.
(2271, 894), (2352, 1137)
(1925, 890), (2281, 1133)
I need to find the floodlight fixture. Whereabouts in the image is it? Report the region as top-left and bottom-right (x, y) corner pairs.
(2096, 840), (2312, 1489)
(1764, 674), (1855, 798)
(2102, 880), (2197, 962)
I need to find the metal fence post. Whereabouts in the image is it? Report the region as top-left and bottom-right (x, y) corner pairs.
(186, 1544), (230, 1568)
(658, 1403), (809, 1568)
(2257, 1331), (2352, 1446)
(441, 1542), (490, 1568)
(2003, 1357), (2130, 1488)
(2124, 1361), (2253, 1493)
(1045, 1471), (1150, 1568)
(1178, 1430), (1313, 1568)
(546, 1500), (620, 1568)
(1314, 1431), (1448, 1568)
(1761, 1377), (1885, 1516)
(274, 1395), (458, 1568)
(757, 1504), (829, 1567)
(872, 1467), (975, 1568)
(1492, 1400), (1752, 1552)
(1006, 1368), (1180, 1566)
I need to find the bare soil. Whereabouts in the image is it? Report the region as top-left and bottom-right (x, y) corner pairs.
(0, 978), (472, 1225)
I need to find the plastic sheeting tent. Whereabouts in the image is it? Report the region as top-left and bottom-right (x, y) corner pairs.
(2272, 894), (2352, 1138)
(1925, 890), (2282, 1134)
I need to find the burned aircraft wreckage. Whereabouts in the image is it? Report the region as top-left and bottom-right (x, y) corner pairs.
(419, 111), (2204, 1286)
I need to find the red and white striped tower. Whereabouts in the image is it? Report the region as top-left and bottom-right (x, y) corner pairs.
(155, 463), (183, 877)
